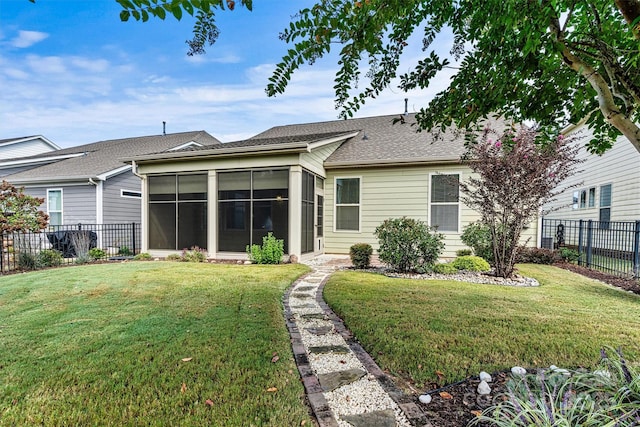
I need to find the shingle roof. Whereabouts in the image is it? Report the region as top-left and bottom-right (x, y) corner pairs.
(3, 131), (221, 182)
(252, 113), (511, 167)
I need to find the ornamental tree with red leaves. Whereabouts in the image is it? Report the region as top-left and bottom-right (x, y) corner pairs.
(0, 180), (48, 233)
(460, 127), (582, 278)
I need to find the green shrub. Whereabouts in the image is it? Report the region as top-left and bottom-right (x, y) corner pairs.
(18, 252), (38, 270)
(36, 249), (63, 267)
(75, 254), (92, 265)
(517, 246), (560, 264)
(558, 247), (580, 263)
(118, 246), (133, 256)
(166, 254), (183, 261)
(133, 252), (152, 261)
(451, 255), (491, 272)
(433, 263), (457, 274)
(374, 217), (445, 273)
(349, 243), (373, 269)
(246, 233), (284, 264)
(455, 248), (473, 257)
(182, 246), (207, 263)
(460, 221), (493, 262)
(88, 247), (107, 260)
(472, 347), (640, 427)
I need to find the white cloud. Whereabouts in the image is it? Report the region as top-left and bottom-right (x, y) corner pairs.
(11, 30), (49, 48)
(25, 54), (67, 74)
(185, 53), (242, 64)
(70, 57), (110, 73)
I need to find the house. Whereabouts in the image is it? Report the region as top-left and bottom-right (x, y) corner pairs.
(0, 135), (60, 161)
(128, 114), (538, 260)
(543, 123), (640, 223)
(0, 131), (221, 227)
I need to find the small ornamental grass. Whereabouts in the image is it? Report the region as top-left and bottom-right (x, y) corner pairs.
(374, 217), (444, 273)
(181, 246), (207, 262)
(472, 347), (640, 427)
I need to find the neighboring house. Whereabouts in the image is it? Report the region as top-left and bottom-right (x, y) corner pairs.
(128, 114), (537, 260)
(0, 131), (221, 227)
(543, 123), (640, 223)
(0, 135), (60, 160)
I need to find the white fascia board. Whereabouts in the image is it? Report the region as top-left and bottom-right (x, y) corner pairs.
(307, 131), (360, 151)
(167, 141), (204, 151)
(125, 142), (309, 162)
(0, 152), (85, 168)
(96, 165), (132, 181)
(0, 135), (61, 150)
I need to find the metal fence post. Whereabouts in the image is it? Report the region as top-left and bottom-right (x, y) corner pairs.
(131, 222), (137, 255)
(0, 232), (4, 273)
(578, 219), (584, 266)
(633, 220), (640, 278)
(586, 220), (593, 268)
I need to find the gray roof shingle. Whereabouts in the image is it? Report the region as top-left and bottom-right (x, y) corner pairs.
(4, 131), (220, 182)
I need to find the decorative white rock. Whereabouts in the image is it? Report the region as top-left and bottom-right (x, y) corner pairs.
(418, 394), (432, 404)
(477, 380), (492, 395)
(479, 371), (492, 382)
(594, 369), (612, 379)
(511, 366), (527, 376)
(549, 365), (558, 370)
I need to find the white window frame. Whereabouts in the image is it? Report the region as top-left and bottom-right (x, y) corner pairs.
(333, 176), (361, 233)
(428, 172), (461, 233)
(47, 188), (63, 226)
(121, 189), (142, 199)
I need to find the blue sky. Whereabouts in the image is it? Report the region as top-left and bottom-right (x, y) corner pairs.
(0, 1), (455, 148)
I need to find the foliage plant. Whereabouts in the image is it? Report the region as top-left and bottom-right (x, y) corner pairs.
(374, 217), (444, 273)
(17, 252), (37, 270)
(246, 232), (284, 264)
(455, 249), (472, 257)
(89, 247), (107, 260)
(133, 252), (152, 261)
(472, 347), (640, 427)
(181, 246), (207, 262)
(36, 249), (63, 267)
(517, 247), (561, 265)
(460, 222), (494, 263)
(118, 246), (133, 256)
(460, 127), (581, 278)
(558, 247), (580, 263)
(451, 255), (490, 272)
(349, 243), (373, 269)
(166, 253), (183, 261)
(432, 262), (457, 275)
(0, 180), (48, 233)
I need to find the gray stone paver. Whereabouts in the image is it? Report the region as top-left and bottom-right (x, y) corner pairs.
(283, 257), (431, 427)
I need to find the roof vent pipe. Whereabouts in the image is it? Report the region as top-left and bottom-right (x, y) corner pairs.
(404, 98), (408, 116)
(162, 121), (166, 136)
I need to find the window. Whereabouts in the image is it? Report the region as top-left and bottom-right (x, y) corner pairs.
(599, 184), (612, 229)
(588, 187), (596, 208)
(574, 187), (596, 209)
(121, 189), (142, 199)
(148, 174), (207, 250)
(217, 169), (289, 252)
(579, 190), (587, 209)
(430, 174), (460, 232)
(335, 177), (360, 231)
(47, 189), (63, 226)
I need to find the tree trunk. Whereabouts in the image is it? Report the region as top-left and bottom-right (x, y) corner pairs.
(615, 0), (640, 38)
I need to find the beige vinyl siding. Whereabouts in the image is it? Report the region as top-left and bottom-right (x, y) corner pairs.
(544, 126), (640, 222)
(299, 141), (342, 177)
(324, 165), (481, 258)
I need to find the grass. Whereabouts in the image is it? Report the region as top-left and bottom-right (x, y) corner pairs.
(0, 262), (311, 426)
(323, 264), (640, 389)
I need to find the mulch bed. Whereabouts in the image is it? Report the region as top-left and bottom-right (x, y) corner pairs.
(412, 263), (639, 426)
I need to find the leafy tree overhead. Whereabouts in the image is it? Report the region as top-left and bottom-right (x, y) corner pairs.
(112, 0), (640, 155)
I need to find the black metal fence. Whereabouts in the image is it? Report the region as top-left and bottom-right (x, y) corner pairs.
(541, 218), (640, 278)
(1, 223), (141, 273)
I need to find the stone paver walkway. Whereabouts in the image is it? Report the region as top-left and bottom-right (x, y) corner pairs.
(283, 258), (431, 427)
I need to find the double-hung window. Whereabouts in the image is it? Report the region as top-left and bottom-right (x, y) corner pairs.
(430, 174), (460, 232)
(47, 189), (63, 226)
(599, 184), (612, 229)
(335, 177), (360, 231)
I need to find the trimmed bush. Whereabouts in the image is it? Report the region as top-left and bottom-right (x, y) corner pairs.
(246, 232), (284, 264)
(89, 247), (107, 260)
(349, 243), (373, 269)
(558, 247), (580, 263)
(182, 246), (207, 262)
(36, 249), (63, 267)
(374, 217), (445, 273)
(451, 255), (491, 272)
(517, 247), (560, 264)
(460, 221), (493, 262)
(455, 249), (473, 257)
(433, 263), (457, 274)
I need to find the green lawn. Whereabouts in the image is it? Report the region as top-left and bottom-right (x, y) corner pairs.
(323, 264), (640, 389)
(0, 262), (311, 426)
